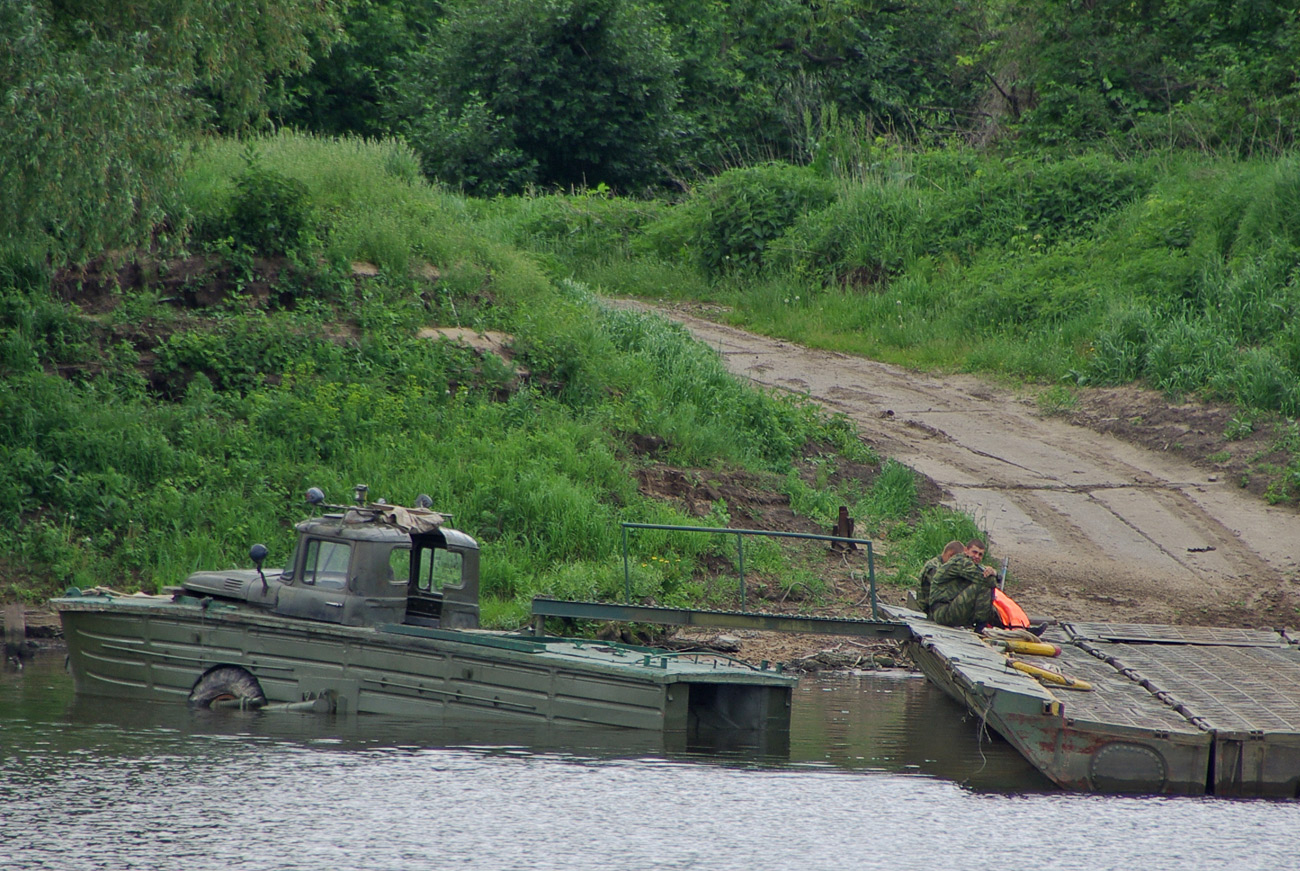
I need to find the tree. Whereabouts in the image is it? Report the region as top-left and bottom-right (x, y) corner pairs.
(273, 0), (442, 138)
(0, 0), (345, 264)
(1000, 0), (1300, 153)
(657, 0), (982, 169)
(401, 0), (680, 194)
(0, 4), (186, 263)
(44, 0), (347, 128)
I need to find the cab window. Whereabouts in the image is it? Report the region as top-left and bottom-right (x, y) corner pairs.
(387, 545), (411, 587)
(415, 547), (462, 592)
(303, 539), (351, 590)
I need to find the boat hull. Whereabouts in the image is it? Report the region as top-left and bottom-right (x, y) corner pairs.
(55, 595), (793, 746)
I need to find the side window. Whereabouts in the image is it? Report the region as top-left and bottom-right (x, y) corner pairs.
(303, 539), (352, 590)
(388, 546), (411, 587)
(416, 547), (463, 593)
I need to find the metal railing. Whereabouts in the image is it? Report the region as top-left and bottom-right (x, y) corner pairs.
(620, 522), (880, 618)
(530, 597), (909, 640)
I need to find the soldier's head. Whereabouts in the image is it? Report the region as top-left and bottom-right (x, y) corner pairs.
(941, 540), (964, 562)
(964, 537), (987, 563)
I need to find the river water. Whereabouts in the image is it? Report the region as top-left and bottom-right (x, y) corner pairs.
(3, 651), (1296, 870)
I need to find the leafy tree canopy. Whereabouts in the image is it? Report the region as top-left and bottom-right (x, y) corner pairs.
(45, 0), (346, 127)
(995, 0), (1300, 153)
(0, 0), (345, 263)
(399, 0), (680, 194)
(659, 0), (981, 167)
(273, 0), (442, 138)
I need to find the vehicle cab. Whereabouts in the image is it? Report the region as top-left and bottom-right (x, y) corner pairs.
(180, 489), (480, 629)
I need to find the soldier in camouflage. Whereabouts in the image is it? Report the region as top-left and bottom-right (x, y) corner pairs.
(917, 540), (965, 615)
(928, 538), (998, 629)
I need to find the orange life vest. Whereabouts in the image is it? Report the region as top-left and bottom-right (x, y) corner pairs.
(993, 588), (1031, 629)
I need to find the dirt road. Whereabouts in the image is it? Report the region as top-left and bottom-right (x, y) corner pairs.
(625, 301), (1300, 628)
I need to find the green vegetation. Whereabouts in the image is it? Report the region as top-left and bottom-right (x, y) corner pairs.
(2, 133), (956, 619)
(8, 0), (1300, 617)
(0, 0), (343, 265)
(396, 0), (680, 195)
(511, 146), (1300, 499)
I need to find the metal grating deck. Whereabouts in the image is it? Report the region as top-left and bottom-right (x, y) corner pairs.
(1037, 627), (1203, 734)
(891, 608), (1300, 794)
(1070, 636), (1300, 734)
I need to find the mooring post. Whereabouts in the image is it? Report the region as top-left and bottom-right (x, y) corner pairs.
(867, 543), (878, 620)
(4, 603), (26, 661)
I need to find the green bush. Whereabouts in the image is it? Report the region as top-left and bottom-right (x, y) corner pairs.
(498, 192), (665, 263)
(770, 181), (923, 287)
(1008, 0), (1300, 156)
(400, 0), (679, 194)
(222, 153), (318, 256)
(0, 288), (93, 376)
(405, 98), (538, 197)
(929, 154), (1152, 257)
(664, 163), (837, 278)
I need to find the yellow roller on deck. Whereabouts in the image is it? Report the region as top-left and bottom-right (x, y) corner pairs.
(982, 635), (1062, 657)
(1002, 639), (1062, 657)
(1008, 659), (1093, 691)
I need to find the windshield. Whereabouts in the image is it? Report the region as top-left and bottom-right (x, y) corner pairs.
(280, 538), (301, 581)
(302, 539), (352, 590)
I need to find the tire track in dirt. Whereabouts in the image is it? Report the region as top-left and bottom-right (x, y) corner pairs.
(620, 301), (1300, 626)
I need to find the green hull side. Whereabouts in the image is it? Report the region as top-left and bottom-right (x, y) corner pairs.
(55, 597), (793, 739)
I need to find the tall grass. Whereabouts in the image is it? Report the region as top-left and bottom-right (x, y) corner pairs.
(524, 146), (1300, 429)
(3, 132), (896, 620)
(184, 132), (473, 274)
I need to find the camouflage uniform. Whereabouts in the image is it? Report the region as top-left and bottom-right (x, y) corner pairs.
(927, 553), (997, 628)
(917, 556), (941, 614)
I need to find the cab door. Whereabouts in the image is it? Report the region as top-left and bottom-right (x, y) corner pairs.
(274, 538), (353, 624)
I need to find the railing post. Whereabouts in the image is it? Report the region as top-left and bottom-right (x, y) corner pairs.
(868, 542), (878, 620)
(622, 525), (631, 602)
(736, 532), (746, 608)
(618, 521), (875, 614)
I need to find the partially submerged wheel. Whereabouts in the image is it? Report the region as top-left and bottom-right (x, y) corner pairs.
(188, 666), (267, 710)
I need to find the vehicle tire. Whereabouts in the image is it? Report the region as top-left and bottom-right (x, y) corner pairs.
(188, 666), (267, 709)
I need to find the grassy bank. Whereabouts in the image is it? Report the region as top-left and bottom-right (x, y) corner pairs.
(493, 147), (1300, 504)
(1, 132), (979, 621)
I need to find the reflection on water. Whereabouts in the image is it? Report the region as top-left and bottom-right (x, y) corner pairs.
(790, 672), (1051, 791)
(3, 652), (1297, 871)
